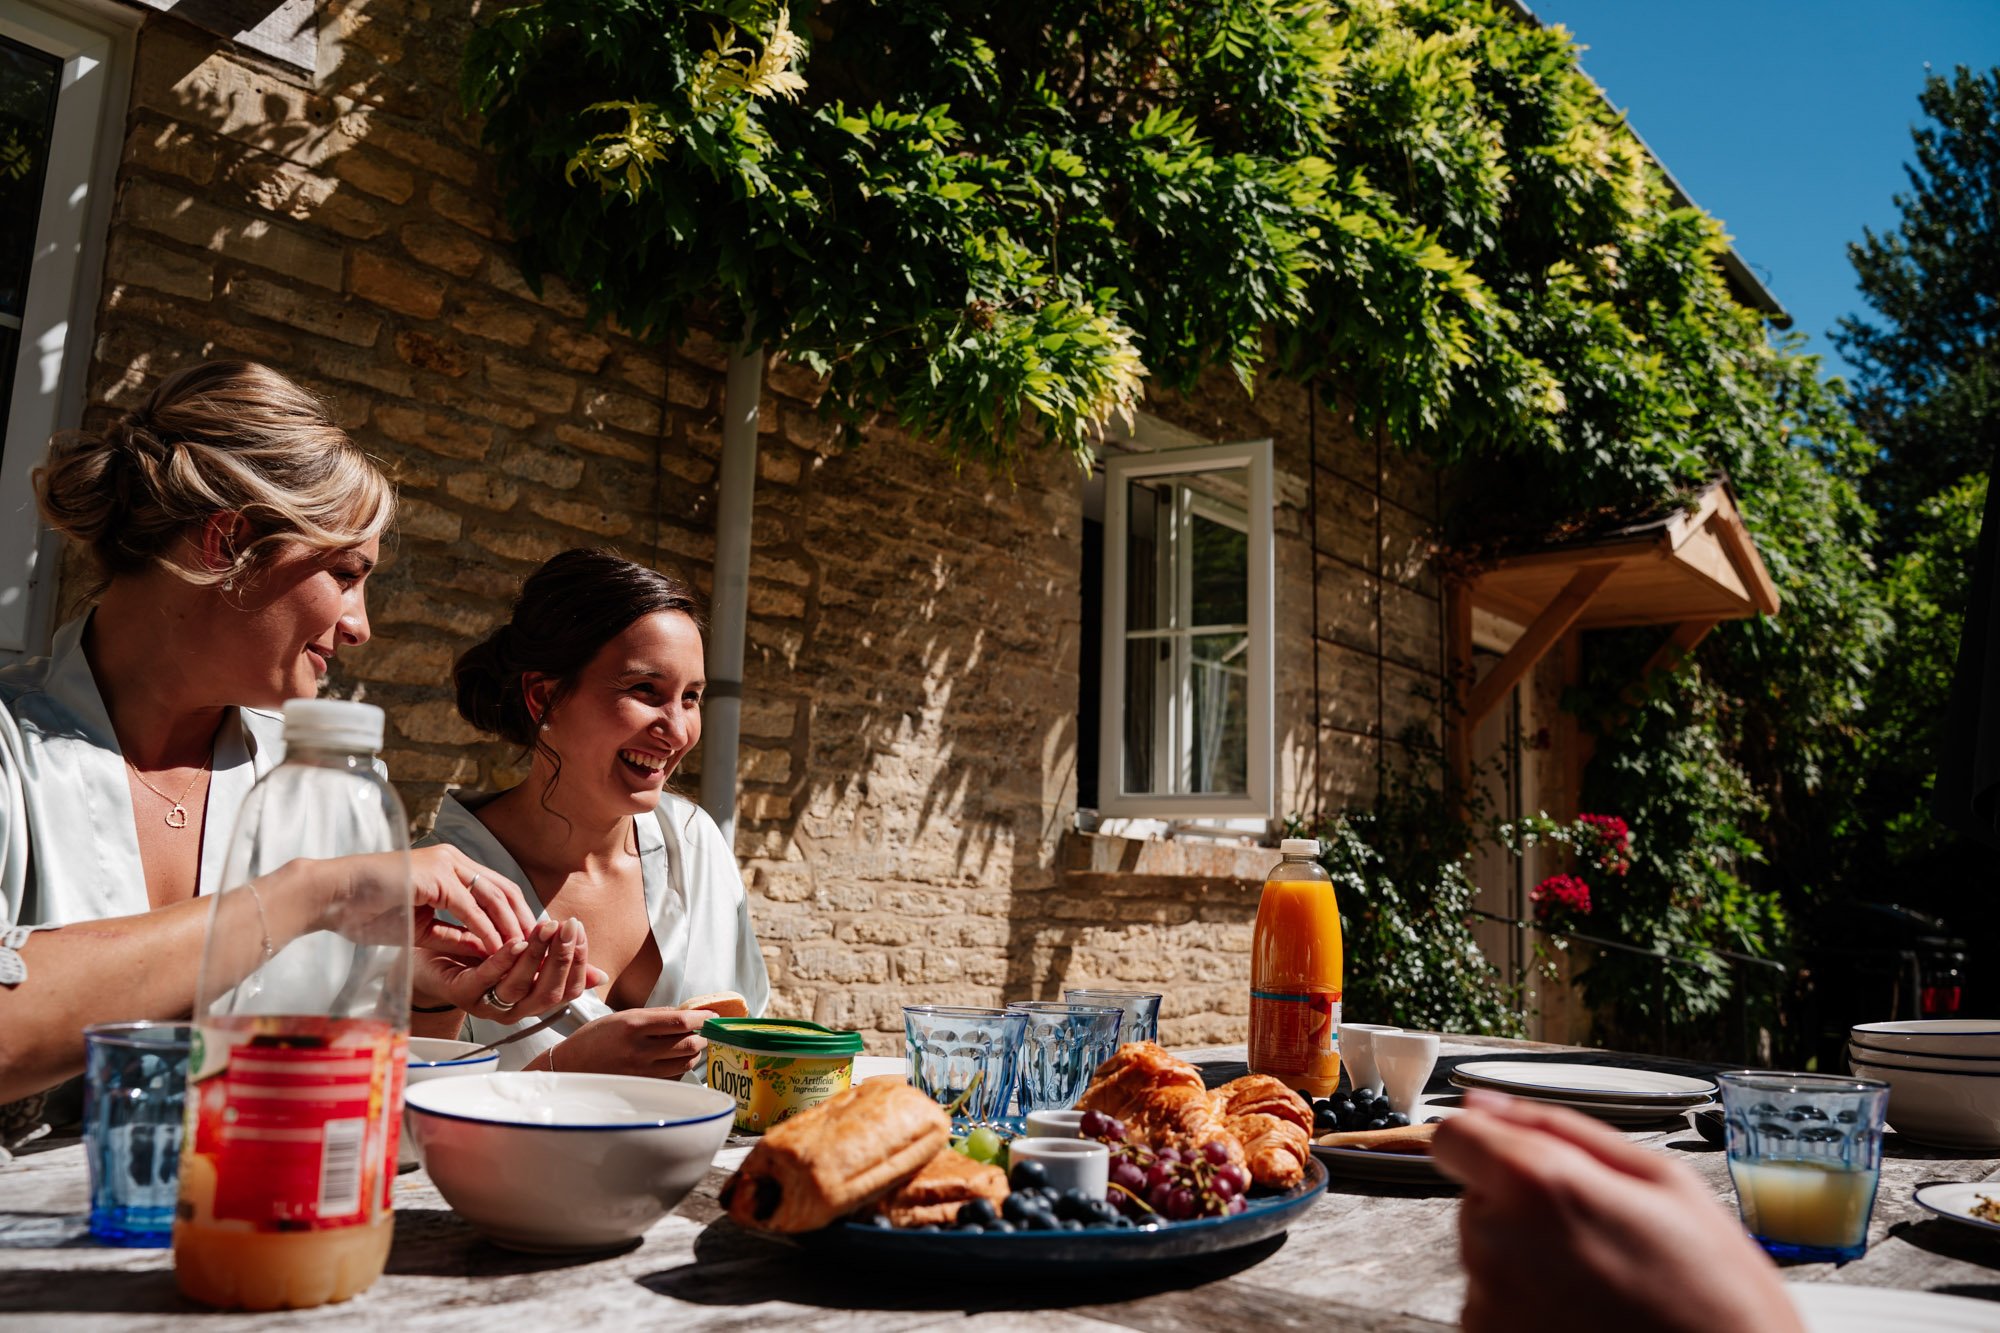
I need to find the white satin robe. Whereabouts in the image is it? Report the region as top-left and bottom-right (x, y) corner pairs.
(423, 789), (770, 1071)
(0, 615), (282, 937)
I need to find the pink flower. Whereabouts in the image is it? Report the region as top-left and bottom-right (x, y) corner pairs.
(1532, 874), (1592, 921)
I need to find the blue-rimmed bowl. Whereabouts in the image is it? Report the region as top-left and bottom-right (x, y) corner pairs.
(401, 1038), (500, 1170)
(406, 1072), (734, 1252)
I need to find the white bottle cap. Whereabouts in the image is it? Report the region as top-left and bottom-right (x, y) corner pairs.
(282, 698), (385, 752)
(1280, 837), (1321, 857)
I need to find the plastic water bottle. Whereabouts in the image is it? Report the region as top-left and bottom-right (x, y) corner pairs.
(174, 700), (411, 1311)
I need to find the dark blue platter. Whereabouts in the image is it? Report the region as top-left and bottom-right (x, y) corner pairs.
(800, 1156), (1327, 1270)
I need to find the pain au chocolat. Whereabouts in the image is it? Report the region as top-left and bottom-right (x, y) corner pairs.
(720, 1078), (949, 1233)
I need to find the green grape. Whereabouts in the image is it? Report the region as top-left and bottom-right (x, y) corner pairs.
(963, 1126), (1004, 1163)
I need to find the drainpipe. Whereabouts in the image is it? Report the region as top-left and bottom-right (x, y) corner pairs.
(700, 338), (761, 849)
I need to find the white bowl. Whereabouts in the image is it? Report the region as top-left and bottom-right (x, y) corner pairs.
(402, 1038), (500, 1169)
(406, 1072), (734, 1252)
(1845, 1054), (2000, 1150)
(1844, 1042), (2000, 1073)
(1850, 1020), (2000, 1059)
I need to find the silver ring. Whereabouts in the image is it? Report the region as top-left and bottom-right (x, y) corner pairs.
(481, 985), (518, 1014)
(466, 873), (482, 892)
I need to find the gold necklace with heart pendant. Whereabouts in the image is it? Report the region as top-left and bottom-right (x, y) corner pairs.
(126, 757), (210, 828)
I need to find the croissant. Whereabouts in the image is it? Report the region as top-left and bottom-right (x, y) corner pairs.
(1077, 1042), (1244, 1168)
(1213, 1074), (1314, 1189)
(866, 1145), (1009, 1228)
(720, 1079), (948, 1232)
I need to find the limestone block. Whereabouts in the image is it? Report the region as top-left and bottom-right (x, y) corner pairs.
(125, 180), (343, 290)
(395, 330), (469, 378)
(226, 276), (379, 347)
(448, 299), (536, 348)
(105, 233), (213, 302)
(350, 251), (445, 321)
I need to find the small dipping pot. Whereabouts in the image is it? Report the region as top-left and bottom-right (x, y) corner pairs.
(1024, 1108), (1087, 1139)
(1010, 1137), (1109, 1198)
(703, 1017), (863, 1134)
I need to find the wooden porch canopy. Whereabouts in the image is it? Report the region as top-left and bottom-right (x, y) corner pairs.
(1446, 481), (1780, 787)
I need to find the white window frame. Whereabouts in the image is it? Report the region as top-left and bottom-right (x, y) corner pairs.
(1098, 438), (1274, 819)
(0, 0), (132, 659)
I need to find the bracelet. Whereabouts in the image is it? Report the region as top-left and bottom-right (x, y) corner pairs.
(411, 1001), (458, 1014)
(244, 880), (275, 960)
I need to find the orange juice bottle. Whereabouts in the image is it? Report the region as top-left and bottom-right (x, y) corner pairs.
(1248, 838), (1343, 1097)
(176, 701), (410, 1311)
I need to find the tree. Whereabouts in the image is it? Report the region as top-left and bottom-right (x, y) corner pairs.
(1833, 66), (2000, 551)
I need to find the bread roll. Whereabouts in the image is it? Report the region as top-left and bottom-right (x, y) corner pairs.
(682, 990), (749, 1018)
(720, 1079), (948, 1232)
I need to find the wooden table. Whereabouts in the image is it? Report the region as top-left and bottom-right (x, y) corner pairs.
(4, 1036), (1997, 1330)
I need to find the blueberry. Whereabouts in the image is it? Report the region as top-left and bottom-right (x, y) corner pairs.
(1024, 1207), (1060, 1232)
(954, 1222), (985, 1234)
(1002, 1194), (1037, 1224)
(1054, 1191), (1095, 1223)
(1384, 1111), (1410, 1129)
(1111, 1214), (1135, 1229)
(1335, 1104), (1365, 1131)
(989, 1219), (1017, 1234)
(1329, 1096), (1355, 1116)
(865, 1213), (895, 1229)
(1009, 1160), (1049, 1192)
(912, 1224), (941, 1233)
(1366, 1117), (1389, 1131)
(958, 1198), (999, 1227)
(1059, 1218), (1085, 1232)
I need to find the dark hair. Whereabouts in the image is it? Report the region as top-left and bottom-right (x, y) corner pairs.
(455, 549), (705, 771)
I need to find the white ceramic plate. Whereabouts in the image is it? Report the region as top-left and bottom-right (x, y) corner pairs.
(1449, 1061), (1715, 1105)
(1453, 1089), (1713, 1126)
(1851, 1021), (2000, 1059)
(1788, 1282), (2000, 1331)
(1913, 1182), (2000, 1237)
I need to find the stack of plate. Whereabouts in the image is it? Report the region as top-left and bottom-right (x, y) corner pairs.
(1447, 1060), (1716, 1124)
(1847, 1019), (2000, 1150)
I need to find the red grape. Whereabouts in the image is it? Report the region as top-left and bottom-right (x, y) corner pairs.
(1201, 1140), (1233, 1166)
(1156, 1147), (1182, 1165)
(1146, 1182), (1175, 1214)
(1213, 1163), (1250, 1197)
(1080, 1110), (1127, 1143)
(1109, 1161), (1147, 1193)
(1144, 1162), (1174, 1190)
(1165, 1187), (1198, 1221)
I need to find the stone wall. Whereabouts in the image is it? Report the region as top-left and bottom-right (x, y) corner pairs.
(69, 2), (1447, 1052)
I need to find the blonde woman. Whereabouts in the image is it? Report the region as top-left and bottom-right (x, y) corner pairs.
(0, 363), (592, 1117)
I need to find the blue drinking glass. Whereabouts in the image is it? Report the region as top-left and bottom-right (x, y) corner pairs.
(903, 1006), (1028, 1122)
(1718, 1070), (1890, 1264)
(1063, 989), (1163, 1045)
(83, 1021), (192, 1247)
(1008, 1002), (1124, 1113)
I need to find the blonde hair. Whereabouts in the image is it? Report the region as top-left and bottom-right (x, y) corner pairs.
(35, 361), (396, 590)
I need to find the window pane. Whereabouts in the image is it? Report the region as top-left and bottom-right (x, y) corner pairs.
(1189, 509), (1247, 626)
(0, 37), (62, 452)
(1189, 631), (1248, 793)
(1125, 477), (1165, 633)
(1122, 636), (1162, 794)
(0, 37), (61, 321)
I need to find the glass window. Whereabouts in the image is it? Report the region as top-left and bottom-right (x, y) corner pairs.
(0, 35), (61, 448)
(1098, 440), (1273, 818)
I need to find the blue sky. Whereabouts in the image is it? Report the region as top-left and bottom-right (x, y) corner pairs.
(1530, 1), (2000, 387)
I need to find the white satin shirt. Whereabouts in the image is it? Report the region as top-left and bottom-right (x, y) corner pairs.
(424, 789), (770, 1070)
(0, 615), (283, 935)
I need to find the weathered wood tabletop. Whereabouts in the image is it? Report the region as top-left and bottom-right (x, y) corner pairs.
(3, 1036), (1997, 1331)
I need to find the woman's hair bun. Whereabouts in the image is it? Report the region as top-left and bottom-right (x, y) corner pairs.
(453, 626), (533, 747)
(31, 360), (394, 589)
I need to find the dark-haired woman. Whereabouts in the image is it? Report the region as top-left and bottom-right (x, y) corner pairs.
(424, 547), (770, 1077)
(0, 363), (584, 1121)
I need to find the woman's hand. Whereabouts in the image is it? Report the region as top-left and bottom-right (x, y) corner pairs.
(1433, 1090), (1804, 1333)
(315, 846), (536, 957)
(415, 916), (607, 1022)
(533, 1008), (708, 1078)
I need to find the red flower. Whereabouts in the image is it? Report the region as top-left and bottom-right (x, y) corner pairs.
(1577, 813), (1632, 877)
(1532, 874), (1592, 921)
